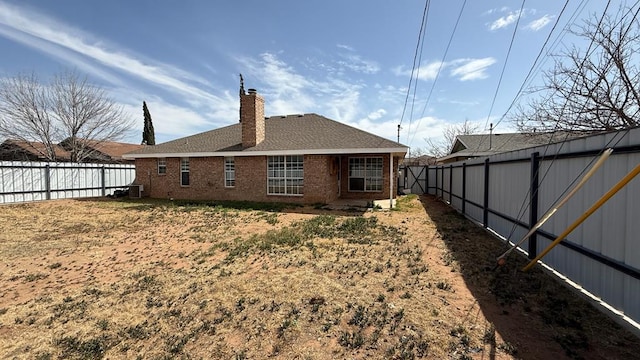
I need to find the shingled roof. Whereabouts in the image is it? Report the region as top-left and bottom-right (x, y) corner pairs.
(438, 132), (588, 163)
(124, 113), (407, 158)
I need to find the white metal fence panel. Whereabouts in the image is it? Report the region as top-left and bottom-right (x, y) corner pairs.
(0, 161), (135, 204)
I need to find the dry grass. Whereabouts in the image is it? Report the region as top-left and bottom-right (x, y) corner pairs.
(0, 195), (637, 359)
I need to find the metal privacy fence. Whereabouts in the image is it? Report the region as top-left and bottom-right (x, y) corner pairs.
(0, 161), (135, 204)
(400, 127), (640, 329)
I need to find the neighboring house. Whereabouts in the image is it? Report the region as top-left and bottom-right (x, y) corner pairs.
(0, 139), (142, 163)
(403, 155), (437, 166)
(0, 139), (71, 162)
(123, 88), (408, 205)
(437, 132), (583, 163)
(59, 139), (143, 163)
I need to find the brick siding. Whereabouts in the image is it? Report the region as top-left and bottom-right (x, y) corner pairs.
(134, 153), (399, 204)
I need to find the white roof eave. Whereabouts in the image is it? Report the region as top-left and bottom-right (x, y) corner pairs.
(122, 147), (409, 159)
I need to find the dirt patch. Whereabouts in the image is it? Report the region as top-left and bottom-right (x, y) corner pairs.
(0, 195), (637, 359)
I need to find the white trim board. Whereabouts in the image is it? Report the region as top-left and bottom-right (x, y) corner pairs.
(123, 147), (408, 159)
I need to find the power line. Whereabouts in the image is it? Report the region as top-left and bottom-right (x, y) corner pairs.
(407, 0), (468, 148)
(398, 0), (430, 132)
(406, 0), (431, 146)
(489, 0), (571, 132)
(472, 0), (527, 155)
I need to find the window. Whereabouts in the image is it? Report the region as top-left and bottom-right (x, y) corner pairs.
(267, 155), (303, 195)
(349, 157), (382, 192)
(224, 157), (235, 187)
(157, 158), (166, 175)
(180, 158), (190, 186)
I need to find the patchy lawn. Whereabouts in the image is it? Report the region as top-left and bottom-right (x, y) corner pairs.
(0, 195), (637, 359)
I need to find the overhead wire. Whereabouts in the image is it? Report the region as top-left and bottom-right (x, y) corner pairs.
(489, 0), (572, 132)
(406, 0), (431, 146)
(398, 0), (430, 134)
(407, 0), (468, 148)
(472, 0), (527, 155)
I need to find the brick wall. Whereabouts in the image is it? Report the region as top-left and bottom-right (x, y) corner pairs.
(134, 153), (399, 204)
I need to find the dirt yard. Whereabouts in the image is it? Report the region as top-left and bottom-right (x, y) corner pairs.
(0, 195), (637, 359)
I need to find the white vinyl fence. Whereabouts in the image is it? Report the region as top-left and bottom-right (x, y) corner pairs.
(0, 161), (135, 204)
(400, 127), (640, 331)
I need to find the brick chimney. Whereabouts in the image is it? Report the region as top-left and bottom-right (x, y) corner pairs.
(240, 88), (265, 148)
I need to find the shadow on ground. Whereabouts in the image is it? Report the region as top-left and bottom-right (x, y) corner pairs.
(419, 194), (639, 360)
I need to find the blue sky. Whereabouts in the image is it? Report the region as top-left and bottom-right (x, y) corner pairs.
(0, 0), (615, 151)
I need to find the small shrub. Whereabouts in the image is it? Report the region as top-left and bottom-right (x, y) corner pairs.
(436, 280), (452, 291)
(339, 331), (365, 349)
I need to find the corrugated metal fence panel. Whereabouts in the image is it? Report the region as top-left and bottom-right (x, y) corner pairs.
(624, 153), (640, 271)
(426, 167), (436, 195)
(1, 161), (135, 204)
(442, 167), (451, 201)
(104, 164), (136, 190)
(489, 161), (530, 224)
(464, 164), (484, 223)
(450, 165), (463, 210)
(418, 127), (640, 326)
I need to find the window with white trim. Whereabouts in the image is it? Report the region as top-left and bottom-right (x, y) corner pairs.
(267, 155), (303, 195)
(157, 158), (166, 175)
(180, 158), (190, 186)
(349, 157), (382, 192)
(224, 157), (235, 187)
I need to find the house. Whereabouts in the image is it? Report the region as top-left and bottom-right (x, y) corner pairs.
(0, 138), (142, 163)
(123, 88), (408, 205)
(437, 132), (582, 163)
(0, 139), (71, 162)
(403, 154), (437, 166)
(58, 138), (143, 163)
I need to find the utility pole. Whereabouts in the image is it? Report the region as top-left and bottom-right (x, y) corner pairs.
(489, 123), (493, 150)
(397, 124), (401, 143)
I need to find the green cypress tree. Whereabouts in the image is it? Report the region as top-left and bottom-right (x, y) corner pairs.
(142, 101), (155, 145)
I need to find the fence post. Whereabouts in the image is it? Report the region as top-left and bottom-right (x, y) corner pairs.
(45, 164), (51, 200)
(101, 166), (106, 197)
(449, 164), (453, 203)
(440, 165), (444, 200)
(483, 158), (490, 228)
(425, 165), (429, 195)
(528, 152), (540, 259)
(462, 163), (466, 215)
(434, 166), (439, 198)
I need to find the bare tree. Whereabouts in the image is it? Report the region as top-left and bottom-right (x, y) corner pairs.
(424, 119), (480, 157)
(0, 70), (132, 162)
(513, 5), (640, 133)
(0, 73), (59, 160)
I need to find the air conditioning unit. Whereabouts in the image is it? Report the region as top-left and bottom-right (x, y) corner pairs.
(129, 184), (144, 198)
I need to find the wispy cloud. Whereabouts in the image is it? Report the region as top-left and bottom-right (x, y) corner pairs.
(336, 44), (355, 52)
(488, 9), (523, 30)
(393, 61), (445, 81)
(337, 53), (380, 74)
(483, 7), (510, 16)
(367, 109), (387, 120)
(0, 1), (222, 106)
(236, 52), (365, 122)
(526, 15), (553, 31)
(394, 58), (495, 82)
(450, 58), (496, 81)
